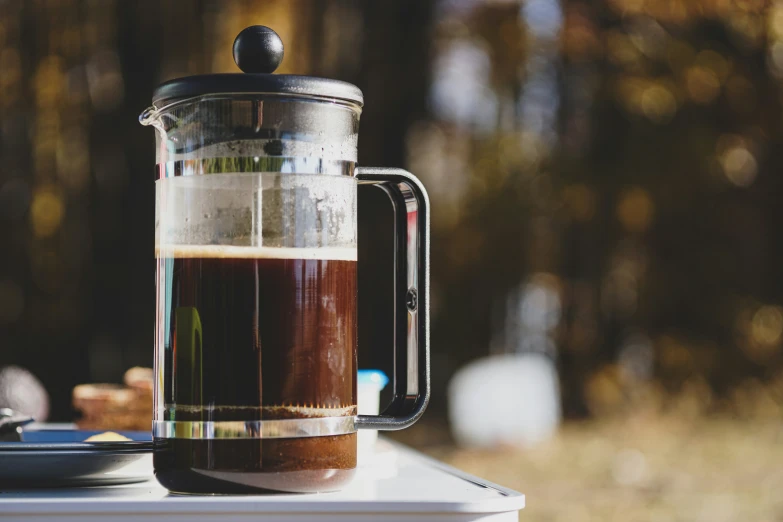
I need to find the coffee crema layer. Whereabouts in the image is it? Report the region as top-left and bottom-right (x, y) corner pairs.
(162, 404), (358, 421)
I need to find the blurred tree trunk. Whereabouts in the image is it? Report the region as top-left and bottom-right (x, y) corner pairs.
(354, 0), (434, 167)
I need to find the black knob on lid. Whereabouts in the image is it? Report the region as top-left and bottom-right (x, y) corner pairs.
(152, 24), (363, 107)
(233, 26), (284, 74)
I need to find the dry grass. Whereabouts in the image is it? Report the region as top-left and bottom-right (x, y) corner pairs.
(393, 415), (783, 521)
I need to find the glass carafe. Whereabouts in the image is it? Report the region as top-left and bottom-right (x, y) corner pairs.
(140, 26), (429, 494)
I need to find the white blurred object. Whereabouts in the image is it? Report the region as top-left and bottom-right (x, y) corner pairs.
(448, 353), (560, 448)
(0, 365), (49, 421)
(357, 370), (388, 452)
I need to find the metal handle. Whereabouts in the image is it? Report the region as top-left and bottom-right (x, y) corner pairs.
(355, 167), (430, 430)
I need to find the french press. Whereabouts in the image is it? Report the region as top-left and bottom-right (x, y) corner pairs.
(140, 26), (429, 494)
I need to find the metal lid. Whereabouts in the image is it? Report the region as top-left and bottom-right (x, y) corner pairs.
(151, 26), (364, 108)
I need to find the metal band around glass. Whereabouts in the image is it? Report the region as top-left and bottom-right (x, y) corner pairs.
(152, 416), (356, 440)
(155, 157), (355, 179)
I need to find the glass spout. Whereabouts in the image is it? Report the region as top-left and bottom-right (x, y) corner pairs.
(139, 105), (162, 128)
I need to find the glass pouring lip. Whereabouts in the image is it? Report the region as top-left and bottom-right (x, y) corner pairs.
(139, 92), (363, 127)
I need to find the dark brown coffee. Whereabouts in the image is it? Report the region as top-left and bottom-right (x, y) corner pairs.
(153, 245), (358, 494)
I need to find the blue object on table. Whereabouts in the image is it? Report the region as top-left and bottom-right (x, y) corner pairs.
(357, 369), (389, 389)
(21, 430), (152, 442)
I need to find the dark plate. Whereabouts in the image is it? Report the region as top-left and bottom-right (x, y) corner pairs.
(0, 430), (153, 488)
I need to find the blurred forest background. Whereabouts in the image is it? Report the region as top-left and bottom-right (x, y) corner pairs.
(3, 0), (783, 420)
(3, 0), (783, 518)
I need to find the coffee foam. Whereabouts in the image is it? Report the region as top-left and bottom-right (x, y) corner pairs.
(165, 404), (358, 419)
(155, 244), (357, 261)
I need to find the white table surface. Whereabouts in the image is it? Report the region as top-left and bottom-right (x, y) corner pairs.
(0, 438), (524, 521)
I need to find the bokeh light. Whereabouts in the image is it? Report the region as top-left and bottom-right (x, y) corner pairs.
(86, 50), (124, 112)
(29, 185), (65, 238)
(641, 82), (677, 122)
(616, 187), (655, 233)
(685, 66), (721, 104)
(752, 305), (783, 346)
(716, 134), (758, 187)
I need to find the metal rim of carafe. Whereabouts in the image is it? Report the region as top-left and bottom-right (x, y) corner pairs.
(155, 157), (356, 179)
(152, 417), (356, 439)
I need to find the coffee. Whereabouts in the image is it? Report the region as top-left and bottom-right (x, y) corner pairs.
(154, 435), (357, 494)
(153, 244), (357, 494)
